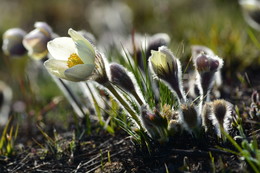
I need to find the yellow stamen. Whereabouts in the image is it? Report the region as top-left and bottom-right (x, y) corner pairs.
(67, 53), (84, 68)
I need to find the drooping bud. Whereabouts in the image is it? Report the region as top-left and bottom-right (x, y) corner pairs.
(0, 81), (13, 126)
(149, 46), (186, 102)
(2, 28), (27, 57)
(211, 99), (232, 136)
(179, 103), (200, 133)
(109, 63), (144, 105)
(194, 53), (223, 102)
(23, 22), (53, 60)
(239, 0), (260, 30)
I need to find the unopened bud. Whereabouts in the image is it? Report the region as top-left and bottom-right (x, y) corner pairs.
(149, 46), (186, 102)
(110, 63), (135, 93)
(179, 104), (200, 132)
(2, 28), (27, 56)
(194, 53), (223, 102)
(141, 106), (168, 142)
(195, 53), (222, 73)
(23, 22), (53, 60)
(212, 99), (232, 134)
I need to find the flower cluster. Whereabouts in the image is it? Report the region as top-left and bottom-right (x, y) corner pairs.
(2, 24), (234, 143)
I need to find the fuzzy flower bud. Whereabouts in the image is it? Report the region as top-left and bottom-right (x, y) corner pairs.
(23, 22), (53, 60)
(179, 103), (200, 133)
(110, 63), (135, 93)
(211, 99), (232, 136)
(2, 28), (27, 57)
(109, 63), (144, 105)
(141, 106), (168, 142)
(239, 0), (260, 30)
(149, 46), (186, 102)
(194, 53), (223, 102)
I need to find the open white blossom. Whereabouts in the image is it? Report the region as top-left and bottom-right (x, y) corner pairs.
(44, 28), (96, 82)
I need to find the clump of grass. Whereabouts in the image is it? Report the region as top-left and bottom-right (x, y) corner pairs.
(0, 118), (19, 157)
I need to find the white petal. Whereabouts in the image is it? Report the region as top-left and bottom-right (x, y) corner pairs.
(64, 64), (95, 82)
(47, 37), (76, 60)
(68, 29), (95, 65)
(44, 59), (69, 80)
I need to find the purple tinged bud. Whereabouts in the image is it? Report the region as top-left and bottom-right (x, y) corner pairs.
(141, 106), (168, 142)
(109, 63), (145, 105)
(194, 52), (223, 102)
(110, 63), (135, 93)
(2, 28), (27, 56)
(195, 53), (222, 73)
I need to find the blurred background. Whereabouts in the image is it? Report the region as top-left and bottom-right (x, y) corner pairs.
(0, 0), (259, 128)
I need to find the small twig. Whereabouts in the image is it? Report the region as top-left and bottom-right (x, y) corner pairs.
(10, 153), (31, 172)
(28, 162), (51, 171)
(75, 148), (128, 172)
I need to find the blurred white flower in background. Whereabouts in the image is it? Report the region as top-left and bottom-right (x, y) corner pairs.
(2, 28), (27, 57)
(239, 0), (260, 30)
(0, 81), (12, 126)
(86, 1), (133, 52)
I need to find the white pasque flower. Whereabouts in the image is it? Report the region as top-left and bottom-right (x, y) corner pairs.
(44, 28), (96, 82)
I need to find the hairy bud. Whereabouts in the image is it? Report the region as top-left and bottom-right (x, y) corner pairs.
(2, 28), (27, 57)
(149, 46), (186, 102)
(179, 103), (200, 133)
(23, 22), (53, 60)
(211, 99), (232, 136)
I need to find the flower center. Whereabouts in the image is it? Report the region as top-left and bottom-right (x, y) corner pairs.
(67, 53), (84, 68)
